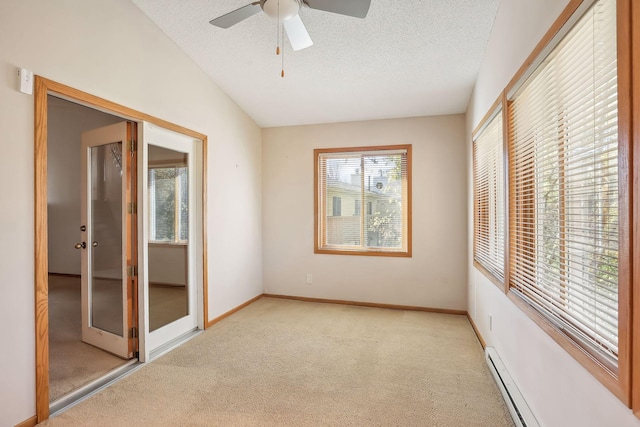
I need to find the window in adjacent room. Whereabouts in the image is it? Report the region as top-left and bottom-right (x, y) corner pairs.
(148, 165), (188, 243)
(315, 145), (411, 256)
(473, 105), (504, 286)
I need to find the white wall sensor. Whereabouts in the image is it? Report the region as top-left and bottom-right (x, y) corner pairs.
(18, 68), (34, 95)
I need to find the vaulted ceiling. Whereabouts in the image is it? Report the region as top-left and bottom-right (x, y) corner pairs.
(131, 0), (500, 128)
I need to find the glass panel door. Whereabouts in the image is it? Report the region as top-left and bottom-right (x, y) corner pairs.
(147, 148), (189, 331)
(80, 122), (136, 359)
(142, 122), (200, 356)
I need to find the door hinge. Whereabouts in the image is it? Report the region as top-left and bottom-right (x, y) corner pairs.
(127, 202), (137, 215)
(129, 327), (138, 339)
(127, 139), (137, 153)
(127, 265), (138, 277)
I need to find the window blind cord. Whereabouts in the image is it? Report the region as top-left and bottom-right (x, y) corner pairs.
(591, 12), (598, 340)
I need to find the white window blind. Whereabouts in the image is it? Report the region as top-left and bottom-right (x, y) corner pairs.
(509, 0), (618, 365)
(149, 166), (189, 243)
(473, 109), (505, 283)
(316, 146), (411, 255)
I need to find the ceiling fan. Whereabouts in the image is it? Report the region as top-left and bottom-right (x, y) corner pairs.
(209, 0), (371, 51)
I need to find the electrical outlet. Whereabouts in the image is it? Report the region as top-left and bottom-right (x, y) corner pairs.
(305, 273), (313, 284)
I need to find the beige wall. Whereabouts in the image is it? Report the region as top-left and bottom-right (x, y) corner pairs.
(0, 0), (262, 424)
(262, 115), (467, 310)
(149, 245), (187, 285)
(466, 0), (640, 425)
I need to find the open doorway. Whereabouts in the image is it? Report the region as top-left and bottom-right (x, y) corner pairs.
(47, 96), (133, 403)
(34, 77), (208, 422)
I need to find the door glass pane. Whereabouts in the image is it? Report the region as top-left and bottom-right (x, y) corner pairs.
(148, 145), (189, 331)
(90, 143), (123, 336)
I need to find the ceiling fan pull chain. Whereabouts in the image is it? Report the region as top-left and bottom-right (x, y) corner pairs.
(276, 0), (281, 55)
(281, 18), (285, 77)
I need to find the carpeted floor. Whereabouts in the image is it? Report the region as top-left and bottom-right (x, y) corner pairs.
(42, 297), (513, 426)
(49, 275), (188, 402)
(48, 275), (128, 402)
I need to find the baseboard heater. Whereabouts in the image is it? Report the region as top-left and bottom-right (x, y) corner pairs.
(485, 347), (539, 427)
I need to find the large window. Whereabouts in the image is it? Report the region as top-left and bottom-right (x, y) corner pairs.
(508, 0), (626, 387)
(315, 145), (411, 256)
(148, 165), (189, 243)
(473, 107), (505, 285)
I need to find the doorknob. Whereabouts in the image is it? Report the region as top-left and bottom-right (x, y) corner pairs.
(74, 242), (86, 249)
(92, 241), (99, 247)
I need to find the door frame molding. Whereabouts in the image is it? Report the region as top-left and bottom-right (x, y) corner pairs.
(34, 76), (209, 422)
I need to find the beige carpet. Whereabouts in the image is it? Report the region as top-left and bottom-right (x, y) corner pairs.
(48, 275), (128, 402)
(42, 297), (513, 426)
(49, 276), (189, 402)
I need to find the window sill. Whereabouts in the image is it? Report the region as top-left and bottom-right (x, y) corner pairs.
(473, 260), (505, 292)
(315, 247), (411, 257)
(149, 241), (188, 247)
(507, 289), (629, 406)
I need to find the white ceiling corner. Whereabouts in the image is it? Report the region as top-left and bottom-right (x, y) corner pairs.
(130, 0), (500, 128)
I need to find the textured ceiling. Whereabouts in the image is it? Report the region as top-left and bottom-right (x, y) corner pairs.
(130, 0), (500, 128)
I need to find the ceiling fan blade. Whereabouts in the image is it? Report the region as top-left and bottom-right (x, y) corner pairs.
(303, 0), (371, 18)
(283, 15), (313, 51)
(209, 3), (261, 29)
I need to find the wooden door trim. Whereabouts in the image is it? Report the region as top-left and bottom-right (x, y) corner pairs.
(34, 77), (209, 422)
(34, 77), (50, 423)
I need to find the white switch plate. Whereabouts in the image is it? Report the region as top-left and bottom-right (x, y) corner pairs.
(305, 273), (313, 284)
(18, 68), (34, 95)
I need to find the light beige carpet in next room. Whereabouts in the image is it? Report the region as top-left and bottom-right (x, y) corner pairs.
(42, 297), (513, 426)
(49, 275), (188, 402)
(48, 274), (128, 402)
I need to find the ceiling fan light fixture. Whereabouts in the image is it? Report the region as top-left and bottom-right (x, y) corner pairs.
(262, 0), (300, 22)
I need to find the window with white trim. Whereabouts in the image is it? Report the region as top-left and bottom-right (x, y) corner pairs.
(315, 145), (411, 256)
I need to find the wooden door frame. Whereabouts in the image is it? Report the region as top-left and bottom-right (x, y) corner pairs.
(34, 76), (209, 422)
